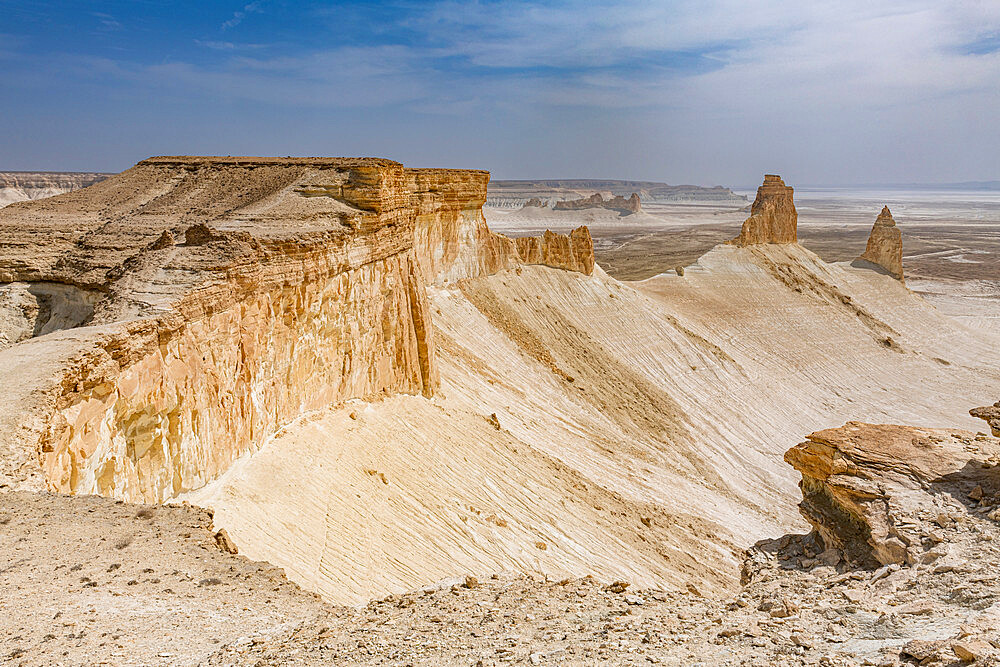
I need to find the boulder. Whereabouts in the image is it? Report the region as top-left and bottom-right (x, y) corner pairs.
(784, 421), (998, 567)
(971, 402), (1000, 437)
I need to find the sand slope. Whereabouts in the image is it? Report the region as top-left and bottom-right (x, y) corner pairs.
(186, 242), (1000, 606)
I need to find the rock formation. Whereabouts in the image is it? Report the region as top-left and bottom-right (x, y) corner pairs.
(972, 401), (1000, 436)
(0, 171), (111, 207)
(485, 179), (747, 209)
(480, 226), (595, 276)
(784, 421), (996, 568)
(0, 156), (596, 502)
(731, 174), (797, 246)
(553, 192), (641, 214)
(855, 205), (904, 280)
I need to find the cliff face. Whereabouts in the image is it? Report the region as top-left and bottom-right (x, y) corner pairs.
(855, 206), (904, 281)
(553, 192), (641, 214)
(732, 175), (797, 246)
(0, 171), (111, 208)
(0, 157), (595, 501)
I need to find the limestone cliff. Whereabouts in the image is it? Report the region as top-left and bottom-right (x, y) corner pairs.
(732, 175), (797, 246)
(0, 156), (596, 502)
(855, 206), (904, 281)
(0, 171), (112, 208)
(553, 192), (641, 215)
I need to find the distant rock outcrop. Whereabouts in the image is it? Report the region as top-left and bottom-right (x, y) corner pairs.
(971, 402), (1000, 436)
(0, 171), (111, 208)
(553, 192), (641, 215)
(485, 179), (747, 208)
(854, 206), (904, 281)
(732, 175), (797, 246)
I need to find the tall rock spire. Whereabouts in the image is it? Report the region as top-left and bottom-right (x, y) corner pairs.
(856, 206), (904, 281)
(732, 174), (797, 246)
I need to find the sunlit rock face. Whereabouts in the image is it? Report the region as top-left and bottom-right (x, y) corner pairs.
(732, 174), (797, 246)
(856, 206), (904, 281)
(784, 421), (989, 568)
(0, 156), (596, 501)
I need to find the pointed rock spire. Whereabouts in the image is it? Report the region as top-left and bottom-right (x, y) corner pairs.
(732, 174), (798, 246)
(856, 206), (904, 281)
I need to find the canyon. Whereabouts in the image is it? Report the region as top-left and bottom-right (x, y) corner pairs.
(1, 161), (999, 665)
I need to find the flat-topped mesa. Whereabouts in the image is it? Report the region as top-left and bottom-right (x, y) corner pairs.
(0, 156), (596, 502)
(553, 192), (641, 215)
(855, 205), (904, 281)
(971, 402), (1000, 437)
(732, 174), (797, 246)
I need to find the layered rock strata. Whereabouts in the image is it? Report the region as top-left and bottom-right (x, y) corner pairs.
(784, 421), (996, 567)
(0, 157), (595, 501)
(731, 174), (797, 246)
(855, 205), (904, 280)
(553, 192), (641, 214)
(0, 171), (111, 208)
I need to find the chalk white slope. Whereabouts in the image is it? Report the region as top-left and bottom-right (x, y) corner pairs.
(186, 243), (1000, 605)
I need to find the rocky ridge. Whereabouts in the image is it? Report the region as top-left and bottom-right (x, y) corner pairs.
(732, 174), (798, 246)
(485, 179), (747, 208)
(552, 192), (642, 215)
(0, 156), (595, 503)
(854, 206), (905, 281)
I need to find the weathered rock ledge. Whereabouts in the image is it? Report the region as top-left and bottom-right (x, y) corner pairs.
(785, 420), (998, 568)
(0, 156), (596, 502)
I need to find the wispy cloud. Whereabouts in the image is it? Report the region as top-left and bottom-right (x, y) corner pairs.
(222, 1), (264, 30)
(3, 0), (999, 181)
(92, 12), (122, 32)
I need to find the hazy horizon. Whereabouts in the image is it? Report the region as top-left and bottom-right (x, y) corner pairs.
(2, 1), (998, 187)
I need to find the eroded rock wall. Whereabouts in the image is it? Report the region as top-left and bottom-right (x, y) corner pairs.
(0, 156), (597, 502)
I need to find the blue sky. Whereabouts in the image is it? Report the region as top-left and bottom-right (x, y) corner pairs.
(1, 1), (998, 186)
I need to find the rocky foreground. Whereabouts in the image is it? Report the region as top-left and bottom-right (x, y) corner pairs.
(209, 411), (1000, 667)
(4, 407), (1000, 666)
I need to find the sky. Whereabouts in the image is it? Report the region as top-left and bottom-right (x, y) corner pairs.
(1, 0), (998, 187)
